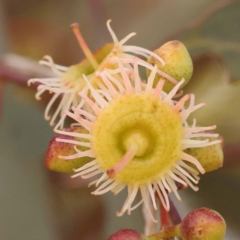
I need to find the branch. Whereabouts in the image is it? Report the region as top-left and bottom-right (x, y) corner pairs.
(169, 198), (182, 226)
(0, 53), (53, 86)
(162, 0), (238, 42)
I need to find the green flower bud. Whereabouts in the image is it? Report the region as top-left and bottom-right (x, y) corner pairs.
(184, 137), (223, 172)
(45, 127), (93, 173)
(62, 43), (114, 88)
(147, 40), (193, 93)
(178, 208), (226, 240)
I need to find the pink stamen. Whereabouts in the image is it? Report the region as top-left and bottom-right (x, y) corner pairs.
(180, 102), (206, 120)
(99, 72), (118, 97)
(107, 146), (136, 179)
(173, 94), (190, 112)
(153, 79), (165, 99)
(66, 111), (92, 130)
(72, 106), (95, 121)
(78, 92), (101, 114)
(119, 61), (133, 94)
(133, 57), (141, 92)
(172, 90), (183, 99)
(164, 78), (184, 103)
(146, 64), (157, 93)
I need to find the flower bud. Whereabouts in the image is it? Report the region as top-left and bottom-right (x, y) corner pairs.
(108, 229), (145, 240)
(178, 208), (226, 240)
(45, 127), (93, 173)
(147, 40), (193, 93)
(184, 137), (223, 172)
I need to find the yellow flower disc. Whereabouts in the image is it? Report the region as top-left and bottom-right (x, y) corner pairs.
(91, 94), (184, 185)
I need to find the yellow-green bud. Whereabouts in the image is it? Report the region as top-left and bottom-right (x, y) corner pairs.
(147, 40), (193, 93)
(185, 137), (223, 172)
(61, 43), (114, 90)
(178, 208), (226, 240)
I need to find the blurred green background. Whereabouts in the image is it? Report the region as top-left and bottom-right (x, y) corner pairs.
(0, 0), (240, 239)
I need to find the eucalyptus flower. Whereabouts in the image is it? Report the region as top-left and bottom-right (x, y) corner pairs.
(28, 20), (176, 128)
(56, 58), (220, 222)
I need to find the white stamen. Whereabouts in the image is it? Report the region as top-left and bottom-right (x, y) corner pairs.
(166, 177), (182, 201)
(50, 94), (68, 126)
(130, 199), (143, 211)
(103, 70), (125, 93)
(92, 179), (114, 194)
(147, 183), (157, 210)
(145, 65), (157, 93)
(73, 160), (97, 173)
(180, 103), (206, 120)
(178, 160), (199, 176)
(185, 125), (217, 133)
(72, 107), (96, 121)
(175, 165), (198, 184)
(169, 171), (187, 187)
(96, 173), (108, 187)
(122, 46), (165, 66)
(117, 185), (138, 216)
(56, 138), (91, 148)
(112, 184), (125, 195)
(182, 152), (205, 174)
(39, 60), (68, 72)
(158, 181), (170, 211)
(174, 169), (199, 191)
(74, 169), (101, 179)
(161, 177), (172, 193)
(59, 150), (94, 160)
(42, 56), (64, 76)
(45, 93), (60, 120)
(81, 170), (101, 179)
(140, 186), (158, 223)
(93, 181), (118, 195)
(107, 19), (118, 44)
(83, 75), (108, 108)
(119, 32), (137, 45)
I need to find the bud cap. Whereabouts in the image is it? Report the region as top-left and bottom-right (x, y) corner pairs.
(179, 208), (226, 240)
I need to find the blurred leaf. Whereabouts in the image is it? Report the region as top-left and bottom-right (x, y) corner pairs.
(0, 80), (3, 122)
(179, 1), (240, 81)
(184, 53), (240, 143)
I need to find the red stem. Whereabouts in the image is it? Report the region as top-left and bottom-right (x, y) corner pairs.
(159, 198), (171, 230)
(169, 198), (182, 225)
